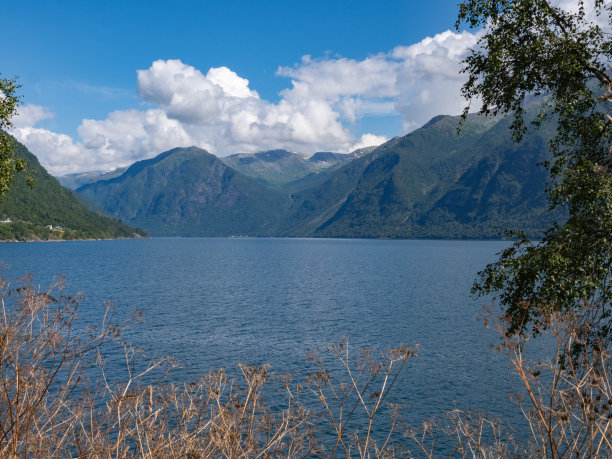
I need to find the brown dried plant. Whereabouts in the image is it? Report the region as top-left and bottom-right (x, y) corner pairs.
(6, 272), (611, 458)
(405, 408), (524, 458)
(483, 306), (612, 458)
(66, 361), (318, 457)
(0, 274), (420, 458)
(0, 274), (127, 456)
(405, 307), (612, 458)
(305, 339), (418, 458)
(0, 273), (319, 457)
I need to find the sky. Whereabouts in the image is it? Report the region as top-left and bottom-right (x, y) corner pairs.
(3, 0), (481, 175)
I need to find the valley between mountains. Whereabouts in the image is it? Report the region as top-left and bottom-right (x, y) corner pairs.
(1, 111), (557, 240)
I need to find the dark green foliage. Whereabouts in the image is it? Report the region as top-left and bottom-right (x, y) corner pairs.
(459, 0), (612, 341)
(0, 139), (147, 241)
(0, 77), (31, 198)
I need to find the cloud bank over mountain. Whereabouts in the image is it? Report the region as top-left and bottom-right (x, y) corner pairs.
(12, 30), (479, 175)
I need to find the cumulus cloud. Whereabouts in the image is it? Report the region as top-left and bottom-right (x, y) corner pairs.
(13, 127), (88, 172)
(12, 104), (54, 128)
(392, 30), (481, 132)
(275, 30), (480, 134)
(350, 134), (389, 152)
(206, 66), (259, 99)
(277, 54), (399, 101)
(78, 109), (194, 165)
(13, 29), (480, 175)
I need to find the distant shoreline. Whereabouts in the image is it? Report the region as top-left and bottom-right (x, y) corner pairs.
(0, 235), (521, 243)
(0, 234), (148, 243)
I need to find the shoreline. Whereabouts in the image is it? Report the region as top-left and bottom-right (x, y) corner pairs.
(0, 233), (148, 243)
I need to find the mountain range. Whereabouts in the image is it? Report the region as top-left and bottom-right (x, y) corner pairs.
(58, 167), (128, 190)
(218, 147), (376, 188)
(75, 111), (557, 239)
(76, 147), (291, 237)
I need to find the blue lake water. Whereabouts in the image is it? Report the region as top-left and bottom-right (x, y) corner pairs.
(0, 237), (527, 448)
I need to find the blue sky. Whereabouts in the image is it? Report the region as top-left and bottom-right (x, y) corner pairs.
(4, 1), (479, 174)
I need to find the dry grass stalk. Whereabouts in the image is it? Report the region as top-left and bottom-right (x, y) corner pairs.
(0, 274), (124, 456)
(0, 275), (419, 457)
(405, 409), (523, 458)
(5, 273), (610, 458)
(305, 338), (418, 458)
(483, 306), (612, 459)
(404, 305), (612, 458)
(67, 363), (317, 457)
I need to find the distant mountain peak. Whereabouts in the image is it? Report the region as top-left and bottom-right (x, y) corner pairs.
(113, 146), (214, 181)
(76, 145), (291, 237)
(254, 149), (296, 162)
(308, 152), (338, 163)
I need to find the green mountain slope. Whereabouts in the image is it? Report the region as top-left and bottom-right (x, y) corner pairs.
(414, 117), (555, 237)
(0, 139), (147, 241)
(57, 167), (128, 190)
(302, 113), (554, 238)
(274, 114), (499, 236)
(77, 147), (292, 236)
(220, 150), (314, 186)
(74, 112), (555, 239)
(219, 147), (375, 188)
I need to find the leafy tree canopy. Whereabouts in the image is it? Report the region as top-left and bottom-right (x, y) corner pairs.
(460, 0), (612, 342)
(0, 75), (30, 198)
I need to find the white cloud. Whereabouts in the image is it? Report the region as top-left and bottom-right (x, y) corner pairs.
(13, 127), (88, 173)
(277, 54), (399, 101)
(12, 109), (195, 174)
(78, 109), (194, 165)
(12, 104), (54, 128)
(12, 29), (480, 174)
(206, 66), (259, 99)
(392, 30), (481, 132)
(134, 59), (358, 153)
(349, 133), (389, 152)
(274, 30), (480, 134)
(137, 59), (225, 125)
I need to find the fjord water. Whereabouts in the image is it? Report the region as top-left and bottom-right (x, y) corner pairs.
(0, 238), (523, 432)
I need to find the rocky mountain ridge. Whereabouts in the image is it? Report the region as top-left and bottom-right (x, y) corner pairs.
(74, 112), (556, 239)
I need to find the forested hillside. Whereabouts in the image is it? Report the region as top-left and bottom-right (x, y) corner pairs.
(0, 138), (147, 241)
(77, 147), (292, 236)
